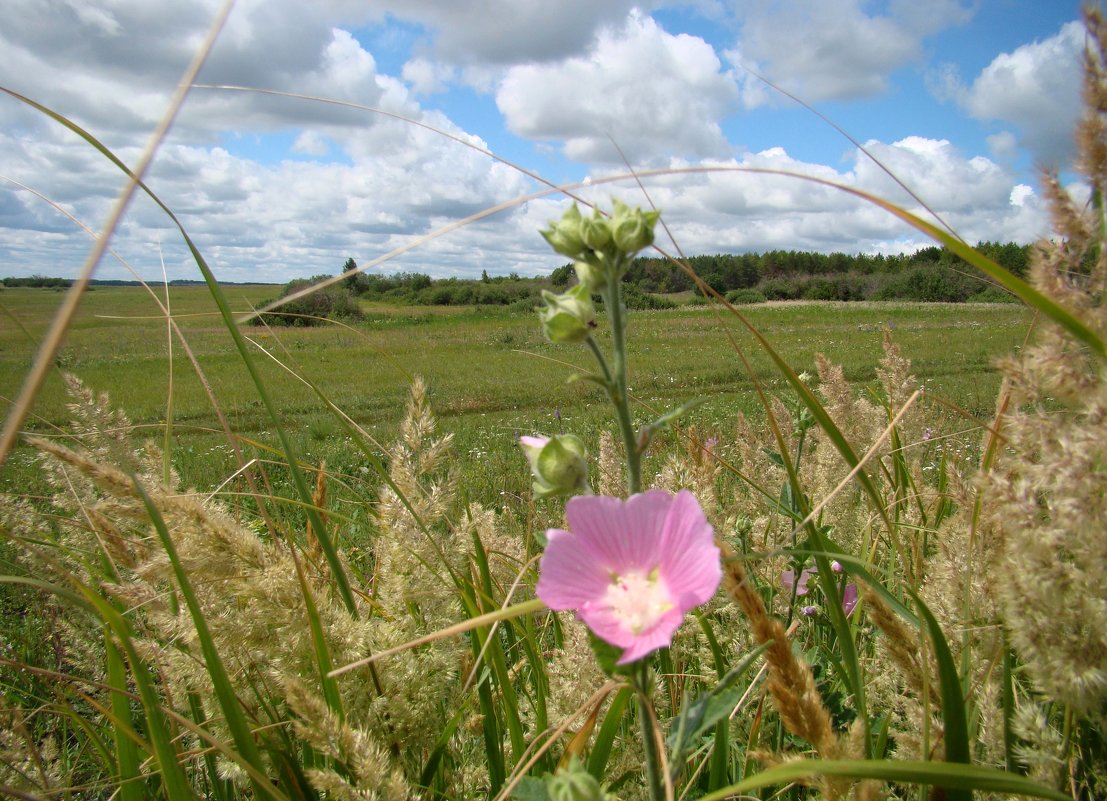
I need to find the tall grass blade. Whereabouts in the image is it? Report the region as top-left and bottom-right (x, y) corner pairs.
(73, 585), (197, 801)
(131, 478), (279, 800)
(696, 759), (1069, 801)
(909, 587), (972, 801)
(587, 686), (632, 779)
(104, 630), (146, 801)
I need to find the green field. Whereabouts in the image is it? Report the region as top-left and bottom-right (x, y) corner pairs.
(1, 283), (1032, 507)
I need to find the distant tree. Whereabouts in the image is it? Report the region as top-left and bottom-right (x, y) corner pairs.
(259, 274), (364, 326)
(549, 264), (574, 287)
(342, 257), (359, 291)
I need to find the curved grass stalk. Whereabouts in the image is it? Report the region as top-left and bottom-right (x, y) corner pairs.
(328, 597), (546, 678)
(0, 0), (234, 465)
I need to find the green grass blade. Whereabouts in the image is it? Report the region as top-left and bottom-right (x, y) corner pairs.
(696, 759), (1069, 801)
(104, 629), (146, 801)
(290, 555), (347, 718)
(131, 478), (280, 800)
(587, 686), (632, 779)
(469, 528), (527, 767)
(186, 693), (235, 801)
(908, 587), (972, 800)
(74, 586), (197, 801)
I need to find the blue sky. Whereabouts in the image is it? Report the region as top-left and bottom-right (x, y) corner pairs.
(0, 0), (1089, 282)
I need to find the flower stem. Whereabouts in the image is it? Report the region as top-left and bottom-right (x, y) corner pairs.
(604, 274), (641, 495)
(633, 662), (667, 801)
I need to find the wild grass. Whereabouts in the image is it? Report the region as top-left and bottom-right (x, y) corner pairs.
(0, 286), (1029, 505)
(1, 4), (1105, 801)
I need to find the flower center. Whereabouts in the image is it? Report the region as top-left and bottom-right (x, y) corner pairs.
(603, 568), (674, 634)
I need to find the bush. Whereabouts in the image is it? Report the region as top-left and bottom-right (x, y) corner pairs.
(968, 285), (1020, 303)
(758, 277), (804, 300)
(259, 275), (364, 326)
(621, 283), (676, 310)
(724, 287), (768, 304)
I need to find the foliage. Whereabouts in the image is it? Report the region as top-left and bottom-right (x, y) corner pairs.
(724, 287), (768, 304)
(260, 273), (364, 326)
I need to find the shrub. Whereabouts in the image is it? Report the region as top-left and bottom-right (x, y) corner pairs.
(259, 275), (364, 326)
(621, 283), (676, 310)
(968, 285), (1019, 303)
(725, 287), (768, 304)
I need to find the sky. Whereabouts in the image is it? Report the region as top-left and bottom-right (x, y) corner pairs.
(0, 0), (1091, 283)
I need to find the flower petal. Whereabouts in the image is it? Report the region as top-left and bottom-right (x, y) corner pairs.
(536, 528), (611, 611)
(564, 491), (671, 574)
(657, 490), (721, 609)
(842, 583), (859, 616)
(614, 609), (684, 665)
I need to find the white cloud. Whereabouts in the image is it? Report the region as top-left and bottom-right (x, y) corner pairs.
(732, 0), (972, 106)
(986, 131), (1019, 162)
(291, 131), (330, 157)
(369, 0), (649, 64)
(402, 57), (455, 95)
(0, 1), (1065, 284)
(496, 12), (740, 164)
(959, 20), (1085, 166)
(1010, 184), (1034, 207)
(580, 136), (1050, 256)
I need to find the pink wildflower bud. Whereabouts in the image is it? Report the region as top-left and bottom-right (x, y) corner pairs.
(842, 583), (859, 616)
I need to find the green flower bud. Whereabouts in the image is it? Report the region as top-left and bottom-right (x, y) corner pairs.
(611, 204), (660, 254)
(545, 758), (611, 801)
(540, 203), (586, 259)
(539, 283), (595, 344)
(519, 433), (589, 498)
(573, 259), (609, 293)
(579, 209), (612, 251)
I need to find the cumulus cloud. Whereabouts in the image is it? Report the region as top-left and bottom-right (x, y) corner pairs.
(0, 0), (542, 282)
(0, 1), (1065, 283)
(369, 0), (649, 64)
(496, 12), (740, 164)
(732, 0), (972, 106)
(956, 20), (1084, 167)
(582, 136), (1051, 256)
(402, 58), (456, 95)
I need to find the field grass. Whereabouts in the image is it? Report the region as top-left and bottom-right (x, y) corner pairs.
(0, 284), (1032, 513)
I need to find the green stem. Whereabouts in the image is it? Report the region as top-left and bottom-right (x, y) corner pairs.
(604, 274), (641, 494)
(634, 662), (666, 801)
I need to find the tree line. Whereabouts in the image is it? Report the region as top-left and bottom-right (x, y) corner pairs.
(261, 243), (1037, 324)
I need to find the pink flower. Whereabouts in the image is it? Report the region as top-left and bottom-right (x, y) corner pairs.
(782, 564), (860, 617)
(842, 583), (859, 616)
(781, 567), (817, 597)
(536, 490), (721, 665)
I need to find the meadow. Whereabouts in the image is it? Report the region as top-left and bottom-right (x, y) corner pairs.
(0, 283), (1030, 508)
(2, 7), (1106, 800)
